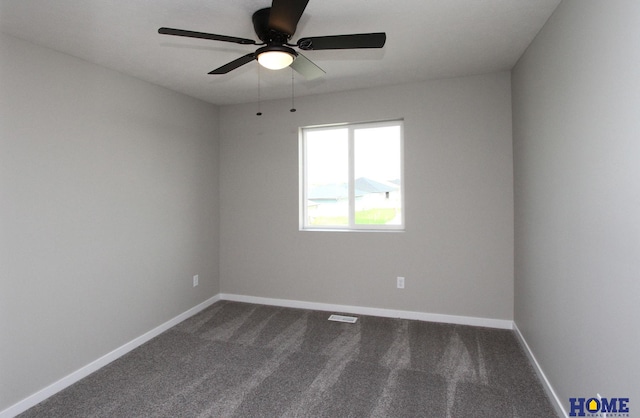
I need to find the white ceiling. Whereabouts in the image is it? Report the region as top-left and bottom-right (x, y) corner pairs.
(0, 0), (560, 105)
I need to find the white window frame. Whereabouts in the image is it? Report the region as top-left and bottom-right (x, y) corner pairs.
(299, 119), (405, 231)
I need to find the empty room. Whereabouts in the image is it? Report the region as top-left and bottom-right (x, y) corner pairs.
(1, 1), (637, 417)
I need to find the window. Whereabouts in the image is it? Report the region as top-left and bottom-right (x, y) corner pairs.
(300, 120), (404, 231)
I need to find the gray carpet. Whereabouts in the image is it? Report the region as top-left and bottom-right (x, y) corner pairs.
(19, 301), (559, 417)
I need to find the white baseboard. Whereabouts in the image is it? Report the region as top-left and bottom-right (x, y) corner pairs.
(0, 295), (221, 418)
(219, 293), (514, 330)
(513, 322), (568, 418)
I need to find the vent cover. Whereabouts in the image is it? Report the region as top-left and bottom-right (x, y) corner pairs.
(328, 314), (358, 323)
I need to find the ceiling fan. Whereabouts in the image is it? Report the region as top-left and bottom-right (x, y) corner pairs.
(158, 0), (386, 80)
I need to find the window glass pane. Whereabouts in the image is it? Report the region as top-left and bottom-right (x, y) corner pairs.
(305, 128), (349, 226)
(354, 126), (402, 226)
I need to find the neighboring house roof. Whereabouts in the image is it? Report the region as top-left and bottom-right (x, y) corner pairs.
(354, 177), (399, 194)
(309, 177), (399, 200)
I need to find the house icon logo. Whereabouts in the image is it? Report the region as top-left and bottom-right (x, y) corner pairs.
(586, 398), (599, 413)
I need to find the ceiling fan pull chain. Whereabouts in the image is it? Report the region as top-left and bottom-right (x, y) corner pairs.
(257, 64), (263, 116)
(290, 68), (297, 113)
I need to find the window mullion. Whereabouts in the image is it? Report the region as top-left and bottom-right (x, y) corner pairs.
(348, 127), (355, 228)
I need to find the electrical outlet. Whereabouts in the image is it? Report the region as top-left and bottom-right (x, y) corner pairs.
(397, 276), (405, 289)
(193, 275), (199, 287)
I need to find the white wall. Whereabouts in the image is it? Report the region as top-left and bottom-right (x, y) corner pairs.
(0, 34), (220, 411)
(219, 73), (514, 321)
(512, 0), (640, 412)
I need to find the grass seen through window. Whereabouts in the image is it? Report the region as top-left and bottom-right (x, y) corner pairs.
(310, 208), (397, 226)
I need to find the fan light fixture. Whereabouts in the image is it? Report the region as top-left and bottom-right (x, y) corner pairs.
(257, 46), (296, 70)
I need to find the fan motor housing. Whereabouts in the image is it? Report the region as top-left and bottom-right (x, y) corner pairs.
(252, 8), (290, 44)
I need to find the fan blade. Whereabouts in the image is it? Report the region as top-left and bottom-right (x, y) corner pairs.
(268, 0), (309, 36)
(159, 27), (256, 45)
(290, 53), (325, 80)
(208, 53), (256, 74)
(297, 33), (386, 50)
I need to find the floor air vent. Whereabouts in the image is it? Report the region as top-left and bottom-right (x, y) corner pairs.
(328, 314), (358, 323)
